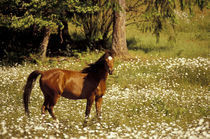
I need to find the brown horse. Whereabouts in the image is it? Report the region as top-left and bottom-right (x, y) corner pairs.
(23, 51), (114, 122)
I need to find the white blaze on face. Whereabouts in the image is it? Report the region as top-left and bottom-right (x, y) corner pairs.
(108, 56), (112, 61)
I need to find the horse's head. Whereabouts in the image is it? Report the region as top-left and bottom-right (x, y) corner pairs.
(104, 51), (115, 75)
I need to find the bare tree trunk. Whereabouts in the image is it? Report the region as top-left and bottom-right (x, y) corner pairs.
(59, 21), (71, 44)
(112, 0), (128, 57)
(40, 27), (51, 61)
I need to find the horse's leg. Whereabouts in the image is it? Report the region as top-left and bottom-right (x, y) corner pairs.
(95, 96), (103, 119)
(48, 106), (56, 120)
(84, 96), (95, 125)
(48, 94), (60, 120)
(40, 82), (50, 116)
(85, 96), (95, 119)
(41, 102), (47, 115)
(41, 96), (49, 115)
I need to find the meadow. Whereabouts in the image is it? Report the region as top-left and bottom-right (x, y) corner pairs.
(0, 52), (209, 138)
(0, 9), (209, 139)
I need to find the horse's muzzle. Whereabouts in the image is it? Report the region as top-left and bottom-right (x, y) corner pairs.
(108, 69), (114, 75)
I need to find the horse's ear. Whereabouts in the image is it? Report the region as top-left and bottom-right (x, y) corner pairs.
(110, 49), (116, 57)
(105, 50), (115, 58)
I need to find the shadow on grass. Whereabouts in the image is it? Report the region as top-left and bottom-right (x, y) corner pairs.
(127, 37), (171, 53)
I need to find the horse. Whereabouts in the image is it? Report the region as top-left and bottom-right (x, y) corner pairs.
(23, 51), (114, 123)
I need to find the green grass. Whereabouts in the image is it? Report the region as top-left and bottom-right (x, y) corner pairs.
(126, 31), (209, 58)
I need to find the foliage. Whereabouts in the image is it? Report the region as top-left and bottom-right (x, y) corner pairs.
(180, 0), (208, 11)
(0, 0), (101, 32)
(0, 0), (103, 61)
(126, 0), (208, 43)
(72, 0), (114, 49)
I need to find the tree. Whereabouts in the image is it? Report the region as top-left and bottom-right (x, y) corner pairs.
(74, 0), (113, 50)
(0, 0), (100, 60)
(40, 27), (51, 61)
(112, 0), (128, 56)
(0, 0), (63, 60)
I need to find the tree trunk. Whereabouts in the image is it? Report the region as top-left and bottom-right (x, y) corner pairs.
(60, 21), (71, 44)
(40, 27), (51, 61)
(112, 0), (128, 57)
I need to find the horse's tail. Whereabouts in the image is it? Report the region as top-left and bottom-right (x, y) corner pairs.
(23, 70), (42, 116)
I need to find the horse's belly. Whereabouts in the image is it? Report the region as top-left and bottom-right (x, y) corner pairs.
(61, 76), (87, 99)
(61, 91), (85, 99)
(61, 83), (87, 99)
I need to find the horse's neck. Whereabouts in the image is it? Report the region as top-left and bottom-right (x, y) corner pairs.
(89, 68), (108, 81)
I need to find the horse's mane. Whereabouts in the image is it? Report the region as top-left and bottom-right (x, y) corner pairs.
(81, 51), (113, 73)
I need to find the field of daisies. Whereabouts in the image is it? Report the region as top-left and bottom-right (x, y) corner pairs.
(0, 55), (209, 138)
